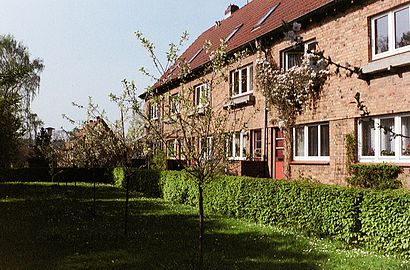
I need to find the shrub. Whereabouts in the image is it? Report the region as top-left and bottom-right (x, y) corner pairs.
(360, 190), (410, 257)
(347, 164), (402, 189)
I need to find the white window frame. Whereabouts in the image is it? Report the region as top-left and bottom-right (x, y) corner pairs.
(283, 40), (317, 70)
(169, 93), (180, 114)
(251, 129), (262, 159)
(230, 64), (253, 98)
(194, 83), (209, 108)
(201, 136), (213, 160)
(227, 131), (247, 160)
(358, 114), (410, 163)
(150, 102), (159, 120)
(371, 5), (410, 60)
(293, 123), (330, 162)
(166, 139), (178, 159)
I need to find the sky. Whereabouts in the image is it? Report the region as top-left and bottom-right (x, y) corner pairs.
(0, 0), (247, 130)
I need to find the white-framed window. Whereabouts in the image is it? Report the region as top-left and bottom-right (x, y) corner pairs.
(231, 64), (253, 97)
(283, 40), (317, 70)
(149, 102), (159, 120)
(371, 5), (410, 60)
(293, 123), (329, 161)
(169, 93), (180, 114)
(194, 83), (209, 107)
(227, 131), (247, 160)
(166, 139), (178, 159)
(201, 136), (213, 159)
(251, 129), (262, 159)
(358, 114), (410, 163)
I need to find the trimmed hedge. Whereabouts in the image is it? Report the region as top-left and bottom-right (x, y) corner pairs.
(0, 167), (114, 184)
(360, 190), (410, 256)
(113, 167), (161, 197)
(347, 164), (402, 190)
(113, 168), (410, 257)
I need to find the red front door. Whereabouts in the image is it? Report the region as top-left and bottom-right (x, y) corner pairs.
(275, 128), (285, 179)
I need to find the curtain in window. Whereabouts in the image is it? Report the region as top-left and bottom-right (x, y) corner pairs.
(402, 116), (410, 156)
(380, 118), (395, 156)
(362, 120), (375, 156)
(295, 127), (304, 156)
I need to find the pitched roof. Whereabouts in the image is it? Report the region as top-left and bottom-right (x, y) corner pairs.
(146, 0), (336, 96)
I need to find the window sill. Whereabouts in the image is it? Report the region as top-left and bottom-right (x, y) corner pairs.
(360, 51), (410, 80)
(291, 160), (330, 165)
(223, 93), (255, 109)
(358, 160), (410, 166)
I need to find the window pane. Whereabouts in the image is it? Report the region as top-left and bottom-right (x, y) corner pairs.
(249, 66), (253, 92)
(320, 125), (329, 156)
(375, 15), (389, 54)
(241, 68), (248, 94)
(380, 118), (395, 156)
(295, 127), (304, 156)
(308, 126), (318, 156)
(287, 52), (303, 69)
(362, 120), (375, 156)
(395, 8), (410, 49)
(226, 135), (233, 157)
(233, 72), (239, 96)
(253, 130), (262, 158)
(234, 133), (240, 157)
(241, 133), (247, 158)
(402, 116), (410, 156)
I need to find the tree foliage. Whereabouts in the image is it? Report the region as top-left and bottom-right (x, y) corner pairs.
(0, 34), (44, 167)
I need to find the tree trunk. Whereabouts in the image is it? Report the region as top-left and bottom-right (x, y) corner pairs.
(283, 126), (293, 179)
(124, 171), (130, 236)
(198, 182), (204, 270)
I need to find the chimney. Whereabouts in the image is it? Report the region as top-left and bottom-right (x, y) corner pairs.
(224, 4), (239, 19)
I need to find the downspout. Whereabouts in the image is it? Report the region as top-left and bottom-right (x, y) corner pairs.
(257, 38), (270, 178)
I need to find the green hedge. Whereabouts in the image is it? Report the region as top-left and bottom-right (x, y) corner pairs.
(115, 168), (410, 257)
(347, 164), (402, 190)
(360, 190), (410, 256)
(113, 167), (162, 197)
(0, 167), (114, 184)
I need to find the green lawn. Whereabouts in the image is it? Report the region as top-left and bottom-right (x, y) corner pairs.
(0, 182), (408, 270)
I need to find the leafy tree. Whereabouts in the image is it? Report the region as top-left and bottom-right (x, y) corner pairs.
(0, 34), (44, 167)
(114, 31), (248, 269)
(0, 96), (22, 167)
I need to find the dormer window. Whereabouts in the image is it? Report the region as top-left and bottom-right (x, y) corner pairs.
(371, 5), (410, 59)
(283, 40), (317, 70)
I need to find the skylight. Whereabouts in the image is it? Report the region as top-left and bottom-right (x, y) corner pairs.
(225, 24), (243, 43)
(253, 2), (280, 29)
(188, 48), (203, 64)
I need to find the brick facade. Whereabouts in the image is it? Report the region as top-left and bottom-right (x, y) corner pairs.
(143, 0), (410, 186)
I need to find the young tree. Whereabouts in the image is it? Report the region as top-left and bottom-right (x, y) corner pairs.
(114, 32), (249, 269)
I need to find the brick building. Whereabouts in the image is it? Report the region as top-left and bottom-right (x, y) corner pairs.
(140, 0), (410, 186)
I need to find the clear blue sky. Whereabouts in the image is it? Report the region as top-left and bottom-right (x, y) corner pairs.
(0, 0), (245, 130)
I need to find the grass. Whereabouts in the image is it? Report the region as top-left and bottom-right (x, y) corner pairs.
(0, 182), (409, 270)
